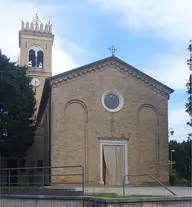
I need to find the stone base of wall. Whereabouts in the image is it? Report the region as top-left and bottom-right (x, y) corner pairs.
(1, 195), (192, 207)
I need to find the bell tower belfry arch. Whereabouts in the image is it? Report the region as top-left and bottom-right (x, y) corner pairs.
(19, 15), (54, 116)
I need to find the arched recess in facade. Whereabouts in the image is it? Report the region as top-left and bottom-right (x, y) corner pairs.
(137, 104), (160, 179)
(64, 99), (88, 181)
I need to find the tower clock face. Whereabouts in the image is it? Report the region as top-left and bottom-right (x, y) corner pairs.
(31, 78), (40, 87)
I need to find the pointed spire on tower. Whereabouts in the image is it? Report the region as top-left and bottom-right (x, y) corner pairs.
(48, 16), (51, 25)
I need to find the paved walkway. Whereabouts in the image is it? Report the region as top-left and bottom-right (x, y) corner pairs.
(46, 184), (192, 197)
(84, 186), (192, 197)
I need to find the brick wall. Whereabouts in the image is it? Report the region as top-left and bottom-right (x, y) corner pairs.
(50, 66), (169, 185)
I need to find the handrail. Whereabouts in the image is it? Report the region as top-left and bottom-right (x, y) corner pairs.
(0, 165), (84, 196)
(123, 173), (177, 196)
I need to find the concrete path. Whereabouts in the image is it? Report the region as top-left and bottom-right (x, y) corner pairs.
(84, 186), (192, 197)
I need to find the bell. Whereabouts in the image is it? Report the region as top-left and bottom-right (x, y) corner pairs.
(28, 61), (32, 67)
(39, 62), (43, 68)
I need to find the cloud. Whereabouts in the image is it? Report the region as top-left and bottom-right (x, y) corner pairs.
(147, 54), (190, 141)
(169, 108), (191, 141)
(89, 0), (192, 40)
(52, 37), (77, 75)
(89, 0), (191, 90)
(146, 55), (190, 90)
(0, 0), (77, 75)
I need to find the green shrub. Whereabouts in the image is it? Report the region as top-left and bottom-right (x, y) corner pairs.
(169, 174), (176, 186)
(179, 178), (188, 184)
(175, 177), (192, 186)
(176, 177), (189, 186)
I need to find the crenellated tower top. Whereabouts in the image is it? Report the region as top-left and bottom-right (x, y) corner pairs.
(21, 14), (52, 34)
(19, 13), (54, 72)
(21, 21), (52, 33)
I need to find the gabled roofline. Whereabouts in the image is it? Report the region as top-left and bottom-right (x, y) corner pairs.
(48, 56), (113, 81)
(48, 55), (174, 94)
(36, 55), (174, 127)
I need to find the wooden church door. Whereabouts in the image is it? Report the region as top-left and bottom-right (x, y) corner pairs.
(103, 145), (125, 185)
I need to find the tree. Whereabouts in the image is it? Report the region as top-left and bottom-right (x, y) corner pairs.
(186, 41), (192, 138)
(0, 50), (36, 158)
(169, 139), (191, 180)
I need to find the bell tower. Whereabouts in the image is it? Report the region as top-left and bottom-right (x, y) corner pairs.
(19, 14), (54, 117)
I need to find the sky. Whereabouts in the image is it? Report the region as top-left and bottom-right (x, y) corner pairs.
(0, 0), (191, 142)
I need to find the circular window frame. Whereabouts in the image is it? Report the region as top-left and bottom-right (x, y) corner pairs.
(101, 91), (124, 112)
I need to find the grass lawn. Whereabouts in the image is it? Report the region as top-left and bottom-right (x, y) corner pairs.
(85, 193), (161, 198)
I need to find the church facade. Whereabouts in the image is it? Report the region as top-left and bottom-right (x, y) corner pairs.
(38, 56), (174, 185)
(1, 17), (174, 186)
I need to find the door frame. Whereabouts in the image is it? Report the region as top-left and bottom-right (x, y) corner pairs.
(99, 139), (128, 185)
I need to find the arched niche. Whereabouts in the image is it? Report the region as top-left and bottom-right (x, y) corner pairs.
(137, 104), (159, 180)
(63, 100), (88, 181)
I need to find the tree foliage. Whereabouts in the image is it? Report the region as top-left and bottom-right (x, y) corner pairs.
(169, 139), (191, 181)
(186, 41), (192, 138)
(186, 75), (192, 126)
(0, 50), (36, 158)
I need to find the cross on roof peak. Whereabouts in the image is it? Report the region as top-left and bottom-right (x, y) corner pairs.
(108, 45), (117, 56)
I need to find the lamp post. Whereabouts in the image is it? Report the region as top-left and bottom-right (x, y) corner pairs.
(168, 128), (174, 138)
(168, 128), (175, 174)
(171, 149), (175, 174)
